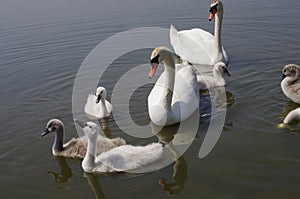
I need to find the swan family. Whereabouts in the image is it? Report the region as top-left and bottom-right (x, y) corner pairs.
(41, 0), (299, 176)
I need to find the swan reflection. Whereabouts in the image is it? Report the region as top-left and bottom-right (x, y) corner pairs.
(48, 156), (73, 184)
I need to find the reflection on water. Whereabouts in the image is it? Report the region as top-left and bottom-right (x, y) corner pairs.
(48, 156), (73, 186)
(98, 118), (113, 139)
(153, 122), (192, 195)
(84, 173), (108, 199)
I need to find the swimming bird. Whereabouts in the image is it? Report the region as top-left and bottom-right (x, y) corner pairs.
(281, 64), (300, 104)
(41, 119), (126, 159)
(170, 0), (228, 65)
(197, 62), (230, 90)
(85, 86), (113, 119)
(75, 120), (163, 173)
(148, 47), (200, 126)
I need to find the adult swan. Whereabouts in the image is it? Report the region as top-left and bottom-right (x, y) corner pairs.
(170, 0), (228, 65)
(148, 47), (200, 126)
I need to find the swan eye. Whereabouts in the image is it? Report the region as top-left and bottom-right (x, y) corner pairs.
(151, 54), (159, 64)
(209, 4), (218, 13)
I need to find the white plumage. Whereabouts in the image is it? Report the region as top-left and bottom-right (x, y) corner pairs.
(148, 47), (200, 126)
(84, 86), (113, 119)
(170, 0), (228, 66)
(75, 120), (163, 173)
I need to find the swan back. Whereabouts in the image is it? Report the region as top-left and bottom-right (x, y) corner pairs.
(77, 120), (163, 173)
(283, 108), (300, 124)
(94, 143), (163, 172)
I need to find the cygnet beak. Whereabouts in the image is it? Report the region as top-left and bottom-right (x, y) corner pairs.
(281, 74), (287, 81)
(41, 128), (50, 137)
(96, 93), (102, 104)
(74, 119), (87, 128)
(223, 68), (231, 77)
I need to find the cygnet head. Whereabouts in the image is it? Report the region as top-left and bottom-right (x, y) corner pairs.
(282, 64), (300, 81)
(41, 118), (64, 137)
(95, 86), (107, 104)
(215, 62), (231, 76)
(209, 0), (223, 21)
(149, 47), (173, 79)
(74, 120), (99, 139)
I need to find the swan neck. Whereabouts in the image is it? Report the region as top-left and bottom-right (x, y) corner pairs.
(283, 75), (299, 85)
(214, 7), (223, 53)
(99, 98), (108, 114)
(53, 126), (64, 152)
(213, 68), (225, 84)
(162, 55), (175, 111)
(83, 137), (96, 168)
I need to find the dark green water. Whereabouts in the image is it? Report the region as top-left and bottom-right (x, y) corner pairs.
(0, 0), (299, 198)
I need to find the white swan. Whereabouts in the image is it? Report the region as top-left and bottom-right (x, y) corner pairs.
(197, 62), (230, 90)
(42, 119), (126, 159)
(281, 64), (300, 104)
(84, 86), (113, 119)
(170, 0), (228, 65)
(75, 120), (163, 173)
(148, 47), (200, 126)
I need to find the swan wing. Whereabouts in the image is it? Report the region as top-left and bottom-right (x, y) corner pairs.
(62, 137), (87, 159)
(95, 143), (163, 172)
(170, 26), (215, 65)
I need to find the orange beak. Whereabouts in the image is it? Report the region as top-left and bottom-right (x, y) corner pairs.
(149, 63), (158, 79)
(209, 9), (217, 21)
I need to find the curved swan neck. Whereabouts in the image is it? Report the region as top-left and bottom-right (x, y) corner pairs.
(98, 98), (108, 114)
(53, 126), (64, 153)
(213, 67), (225, 85)
(282, 69), (300, 85)
(83, 137), (97, 169)
(214, 2), (223, 53)
(162, 52), (175, 111)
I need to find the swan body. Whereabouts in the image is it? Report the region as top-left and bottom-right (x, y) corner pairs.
(42, 119), (126, 159)
(85, 87), (113, 119)
(281, 64), (300, 104)
(197, 62), (230, 90)
(283, 108), (300, 124)
(148, 47), (200, 126)
(75, 120), (163, 173)
(170, 0), (228, 65)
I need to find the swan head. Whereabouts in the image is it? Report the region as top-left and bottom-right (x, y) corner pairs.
(74, 120), (99, 139)
(149, 47), (174, 79)
(95, 86), (107, 103)
(41, 119), (64, 137)
(281, 64), (300, 81)
(209, 0), (223, 21)
(215, 62), (231, 76)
